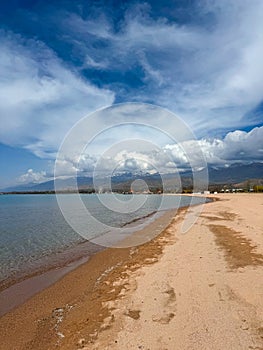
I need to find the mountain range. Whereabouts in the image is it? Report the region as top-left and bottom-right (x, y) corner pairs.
(2, 162), (263, 193)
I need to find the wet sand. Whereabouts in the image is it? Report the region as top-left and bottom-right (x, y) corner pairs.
(0, 207), (178, 350)
(0, 206), (171, 317)
(0, 194), (263, 349)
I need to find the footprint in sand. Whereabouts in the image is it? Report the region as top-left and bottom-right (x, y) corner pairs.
(152, 312), (175, 324)
(152, 285), (177, 324)
(124, 309), (141, 320)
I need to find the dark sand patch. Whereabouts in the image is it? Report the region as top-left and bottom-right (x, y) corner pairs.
(153, 312), (175, 324)
(201, 211), (237, 222)
(125, 309), (141, 320)
(208, 224), (263, 269)
(164, 287), (177, 304)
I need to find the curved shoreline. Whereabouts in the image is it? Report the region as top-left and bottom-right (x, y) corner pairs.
(0, 195), (209, 318)
(0, 205), (187, 350)
(0, 208), (168, 317)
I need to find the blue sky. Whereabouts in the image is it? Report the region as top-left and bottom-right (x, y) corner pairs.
(0, 0), (263, 187)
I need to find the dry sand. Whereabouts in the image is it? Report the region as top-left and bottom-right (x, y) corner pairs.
(88, 194), (263, 350)
(0, 194), (262, 350)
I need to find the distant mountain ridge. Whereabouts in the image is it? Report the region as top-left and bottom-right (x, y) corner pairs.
(2, 162), (263, 192)
(207, 162), (263, 183)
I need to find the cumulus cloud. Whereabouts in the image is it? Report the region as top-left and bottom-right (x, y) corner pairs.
(161, 126), (263, 168)
(16, 125), (263, 185)
(18, 169), (49, 184)
(216, 127), (263, 162)
(52, 126), (263, 181)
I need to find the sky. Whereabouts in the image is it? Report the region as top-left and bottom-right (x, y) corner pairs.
(0, 0), (263, 188)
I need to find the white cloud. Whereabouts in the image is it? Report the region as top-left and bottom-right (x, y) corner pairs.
(18, 169), (49, 184)
(0, 30), (115, 157)
(85, 55), (109, 69)
(219, 127), (263, 161)
(63, 0), (263, 134)
(16, 125), (263, 185)
(53, 126), (263, 181)
(172, 126), (263, 166)
(2, 0), (263, 177)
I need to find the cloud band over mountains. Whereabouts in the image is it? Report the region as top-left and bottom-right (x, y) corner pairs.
(18, 126), (263, 184)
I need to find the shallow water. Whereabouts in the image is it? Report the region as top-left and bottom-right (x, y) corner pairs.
(0, 193), (206, 288)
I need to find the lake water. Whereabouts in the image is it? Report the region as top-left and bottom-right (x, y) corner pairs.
(0, 193), (207, 290)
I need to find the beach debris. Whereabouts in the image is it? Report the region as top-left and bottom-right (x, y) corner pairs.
(53, 308), (65, 344)
(57, 332), (65, 338)
(52, 304), (74, 343)
(65, 303), (74, 311)
(52, 307), (64, 323)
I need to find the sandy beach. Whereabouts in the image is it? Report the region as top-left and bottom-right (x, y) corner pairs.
(0, 194), (263, 349)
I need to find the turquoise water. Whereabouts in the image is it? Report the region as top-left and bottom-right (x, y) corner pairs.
(0, 194), (206, 288)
